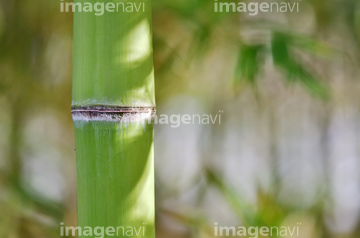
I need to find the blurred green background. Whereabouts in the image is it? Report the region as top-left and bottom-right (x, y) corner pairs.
(1, 0), (360, 237)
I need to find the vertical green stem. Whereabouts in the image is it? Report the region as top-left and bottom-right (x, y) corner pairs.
(72, 0), (156, 237)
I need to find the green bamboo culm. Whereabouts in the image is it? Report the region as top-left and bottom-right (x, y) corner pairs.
(71, 0), (156, 237)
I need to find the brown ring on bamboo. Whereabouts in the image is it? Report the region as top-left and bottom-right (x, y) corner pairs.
(71, 106), (157, 122)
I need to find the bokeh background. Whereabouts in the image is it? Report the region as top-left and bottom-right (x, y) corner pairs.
(1, 0), (360, 237)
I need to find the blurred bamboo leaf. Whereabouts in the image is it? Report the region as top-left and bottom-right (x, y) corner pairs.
(279, 32), (337, 58)
(14, 181), (64, 220)
(206, 169), (259, 225)
(189, 24), (212, 59)
(235, 44), (265, 85)
(271, 32), (330, 99)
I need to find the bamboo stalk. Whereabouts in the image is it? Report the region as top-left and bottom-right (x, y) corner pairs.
(71, 1), (156, 237)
